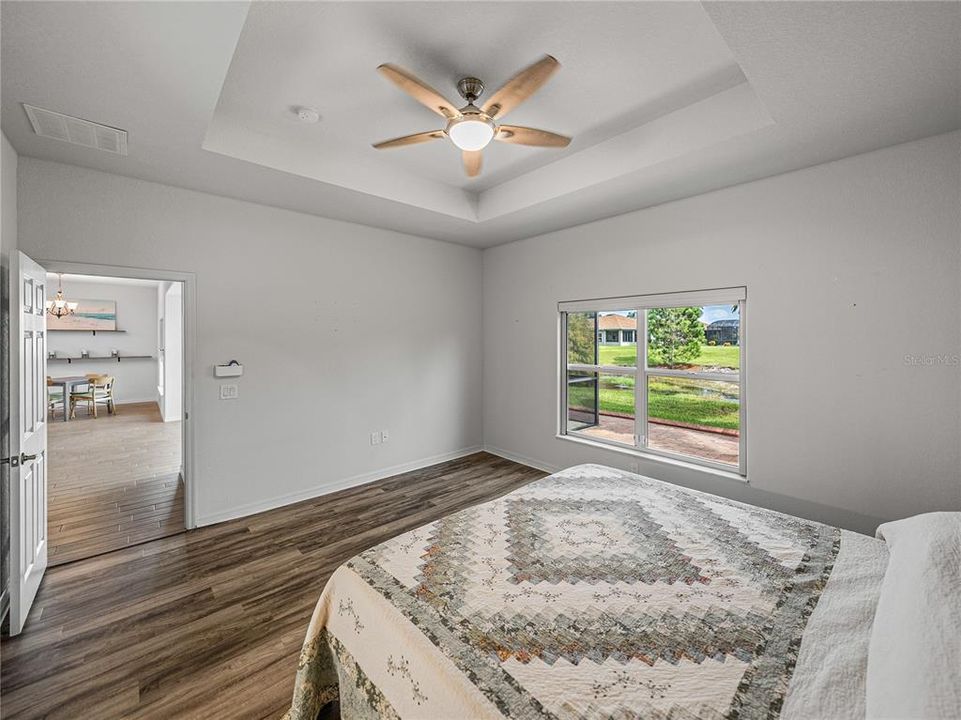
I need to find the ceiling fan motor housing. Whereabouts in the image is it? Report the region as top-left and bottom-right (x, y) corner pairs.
(456, 77), (485, 103)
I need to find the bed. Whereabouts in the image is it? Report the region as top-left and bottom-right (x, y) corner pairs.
(284, 464), (960, 720)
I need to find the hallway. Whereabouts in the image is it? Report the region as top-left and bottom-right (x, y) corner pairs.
(47, 402), (183, 566)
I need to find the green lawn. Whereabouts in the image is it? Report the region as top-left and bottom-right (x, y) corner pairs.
(597, 344), (739, 370)
(568, 374), (739, 431)
(569, 382), (635, 416)
(648, 378), (739, 430)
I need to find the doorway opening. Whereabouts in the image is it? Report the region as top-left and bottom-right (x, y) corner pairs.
(45, 272), (185, 565)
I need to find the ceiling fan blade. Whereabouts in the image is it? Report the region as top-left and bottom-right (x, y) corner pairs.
(496, 125), (571, 148)
(463, 150), (482, 177)
(482, 55), (560, 120)
(372, 130), (445, 150)
(377, 64), (460, 119)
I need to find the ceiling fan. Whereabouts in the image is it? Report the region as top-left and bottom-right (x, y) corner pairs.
(372, 55), (571, 178)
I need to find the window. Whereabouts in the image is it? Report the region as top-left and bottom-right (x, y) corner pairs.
(560, 288), (745, 475)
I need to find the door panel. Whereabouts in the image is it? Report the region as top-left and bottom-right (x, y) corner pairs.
(22, 460), (34, 569)
(23, 330), (35, 434)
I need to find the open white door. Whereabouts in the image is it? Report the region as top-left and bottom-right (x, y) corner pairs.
(5, 252), (48, 635)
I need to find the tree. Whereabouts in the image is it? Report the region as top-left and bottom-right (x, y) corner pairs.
(647, 307), (704, 367)
(567, 313), (595, 364)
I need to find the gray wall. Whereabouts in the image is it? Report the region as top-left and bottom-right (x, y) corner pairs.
(483, 131), (961, 534)
(17, 159), (484, 525)
(1, 132), (18, 613)
(10, 131), (961, 538)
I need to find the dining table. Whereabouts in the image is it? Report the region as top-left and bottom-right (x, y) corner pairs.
(48, 376), (89, 422)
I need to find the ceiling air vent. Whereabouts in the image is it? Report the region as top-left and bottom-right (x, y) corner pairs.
(23, 104), (128, 156)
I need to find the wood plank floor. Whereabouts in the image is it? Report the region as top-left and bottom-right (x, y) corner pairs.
(0, 452), (546, 719)
(47, 402), (184, 566)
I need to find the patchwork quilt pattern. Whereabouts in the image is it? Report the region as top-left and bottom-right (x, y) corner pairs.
(286, 464), (839, 720)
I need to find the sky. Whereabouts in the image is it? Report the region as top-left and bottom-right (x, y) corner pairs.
(699, 304), (739, 324)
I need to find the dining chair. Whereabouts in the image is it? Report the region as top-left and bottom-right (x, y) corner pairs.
(46, 376), (64, 420)
(70, 374), (117, 419)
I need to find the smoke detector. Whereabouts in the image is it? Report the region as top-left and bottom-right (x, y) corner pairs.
(294, 106), (320, 124)
(23, 104), (128, 155)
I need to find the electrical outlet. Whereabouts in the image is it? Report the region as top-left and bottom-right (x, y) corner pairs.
(220, 383), (238, 400)
(370, 432), (381, 446)
(381, 430), (389, 443)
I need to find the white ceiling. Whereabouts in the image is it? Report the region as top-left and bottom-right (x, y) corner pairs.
(2, 2), (959, 248)
(210, 2), (743, 190)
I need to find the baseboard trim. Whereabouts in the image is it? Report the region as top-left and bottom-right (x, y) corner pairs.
(195, 445), (485, 527)
(114, 398), (162, 406)
(483, 445), (561, 474)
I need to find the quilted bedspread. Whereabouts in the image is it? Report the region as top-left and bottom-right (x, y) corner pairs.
(285, 464), (848, 720)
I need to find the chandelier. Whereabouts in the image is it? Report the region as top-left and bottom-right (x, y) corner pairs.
(46, 273), (78, 319)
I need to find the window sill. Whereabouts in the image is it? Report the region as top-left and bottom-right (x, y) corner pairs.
(555, 433), (748, 484)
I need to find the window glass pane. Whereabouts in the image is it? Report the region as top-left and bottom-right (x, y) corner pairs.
(596, 311), (637, 367)
(567, 370), (597, 431)
(566, 312), (597, 365)
(646, 304), (739, 373)
(647, 376), (739, 466)
(568, 370), (635, 446)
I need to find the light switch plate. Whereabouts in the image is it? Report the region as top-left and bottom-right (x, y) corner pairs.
(220, 383), (238, 400)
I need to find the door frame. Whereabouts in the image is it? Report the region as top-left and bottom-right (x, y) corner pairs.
(37, 260), (198, 529)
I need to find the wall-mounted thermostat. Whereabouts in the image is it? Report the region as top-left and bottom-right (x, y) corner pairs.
(214, 360), (244, 378)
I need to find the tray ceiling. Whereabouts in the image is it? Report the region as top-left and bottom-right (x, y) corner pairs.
(2, 1), (958, 247)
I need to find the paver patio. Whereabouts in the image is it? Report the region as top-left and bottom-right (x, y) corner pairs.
(574, 413), (739, 466)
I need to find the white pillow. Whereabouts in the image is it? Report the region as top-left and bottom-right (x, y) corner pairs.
(866, 512), (961, 719)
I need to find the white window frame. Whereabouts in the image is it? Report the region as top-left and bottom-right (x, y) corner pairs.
(558, 287), (747, 478)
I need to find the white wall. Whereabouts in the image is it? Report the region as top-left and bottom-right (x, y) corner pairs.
(46, 276), (159, 404)
(484, 131), (961, 534)
(17, 159), (484, 525)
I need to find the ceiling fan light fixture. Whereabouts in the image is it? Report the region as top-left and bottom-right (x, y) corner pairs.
(374, 56), (569, 176)
(446, 115), (496, 151)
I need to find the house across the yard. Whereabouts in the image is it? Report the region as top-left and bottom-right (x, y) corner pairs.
(598, 314), (741, 347)
(597, 314), (637, 345)
(706, 318), (740, 345)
